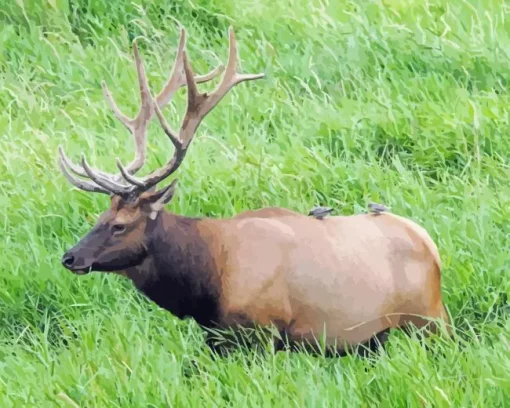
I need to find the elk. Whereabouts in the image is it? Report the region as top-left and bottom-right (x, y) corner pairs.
(59, 27), (451, 356)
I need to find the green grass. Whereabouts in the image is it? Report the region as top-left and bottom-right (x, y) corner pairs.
(1, 0), (509, 406)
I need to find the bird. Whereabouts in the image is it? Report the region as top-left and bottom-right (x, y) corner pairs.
(368, 202), (389, 215)
(308, 206), (333, 220)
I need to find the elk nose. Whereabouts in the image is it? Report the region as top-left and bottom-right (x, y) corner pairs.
(61, 253), (75, 268)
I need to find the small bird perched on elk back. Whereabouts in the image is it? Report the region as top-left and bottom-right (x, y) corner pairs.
(368, 202), (390, 216)
(308, 206), (333, 220)
(58, 25), (451, 357)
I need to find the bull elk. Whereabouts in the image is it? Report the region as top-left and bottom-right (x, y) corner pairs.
(59, 27), (451, 356)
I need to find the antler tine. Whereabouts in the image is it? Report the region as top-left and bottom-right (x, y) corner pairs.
(153, 102), (182, 149)
(154, 27), (187, 109)
(80, 155), (130, 194)
(101, 81), (132, 131)
(58, 148), (111, 195)
(99, 40), (151, 133)
(199, 27), (265, 119)
(110, 38), (153, 179)
(126, 27), (264, 192)
(155, 28), (225, 109)
(59, 145), (113, 180)
(115, 99), (186, 191)
(115, 157), (146, 187)
(59, 145), (123, 194)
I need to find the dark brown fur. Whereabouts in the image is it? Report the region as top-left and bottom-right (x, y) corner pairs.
(126, 214), (223, 327)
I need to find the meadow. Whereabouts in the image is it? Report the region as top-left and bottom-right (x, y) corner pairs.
(1, 0), (509, 406)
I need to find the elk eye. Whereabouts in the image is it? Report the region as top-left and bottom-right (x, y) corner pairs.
(112, 224), (126, 234)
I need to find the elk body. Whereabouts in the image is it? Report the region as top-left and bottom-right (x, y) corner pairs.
(59, 27), (450, 355)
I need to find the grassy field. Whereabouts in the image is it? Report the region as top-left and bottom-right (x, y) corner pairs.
(1, 0), (510, 406)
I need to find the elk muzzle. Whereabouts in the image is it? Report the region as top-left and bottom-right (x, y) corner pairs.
(61, 248), (93, 274)
(61, 225), (104, 274)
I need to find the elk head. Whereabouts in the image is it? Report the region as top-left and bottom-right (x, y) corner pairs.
(59, 27), (264, 275)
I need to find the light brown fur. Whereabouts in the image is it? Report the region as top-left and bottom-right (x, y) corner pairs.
(197, 208), (450, 349)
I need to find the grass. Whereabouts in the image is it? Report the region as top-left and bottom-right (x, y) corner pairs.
(1, 0), (509, 406)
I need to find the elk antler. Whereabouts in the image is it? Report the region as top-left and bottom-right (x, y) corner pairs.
(117, 27), (265, 194)
(58, 27), (226, 197)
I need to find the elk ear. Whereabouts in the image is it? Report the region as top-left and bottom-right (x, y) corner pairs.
(142, 179), (179, 220)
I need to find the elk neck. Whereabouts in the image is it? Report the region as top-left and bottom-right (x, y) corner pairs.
(125, 211), (223, 327)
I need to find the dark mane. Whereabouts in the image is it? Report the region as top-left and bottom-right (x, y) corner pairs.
(132, 214), (222, 327)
